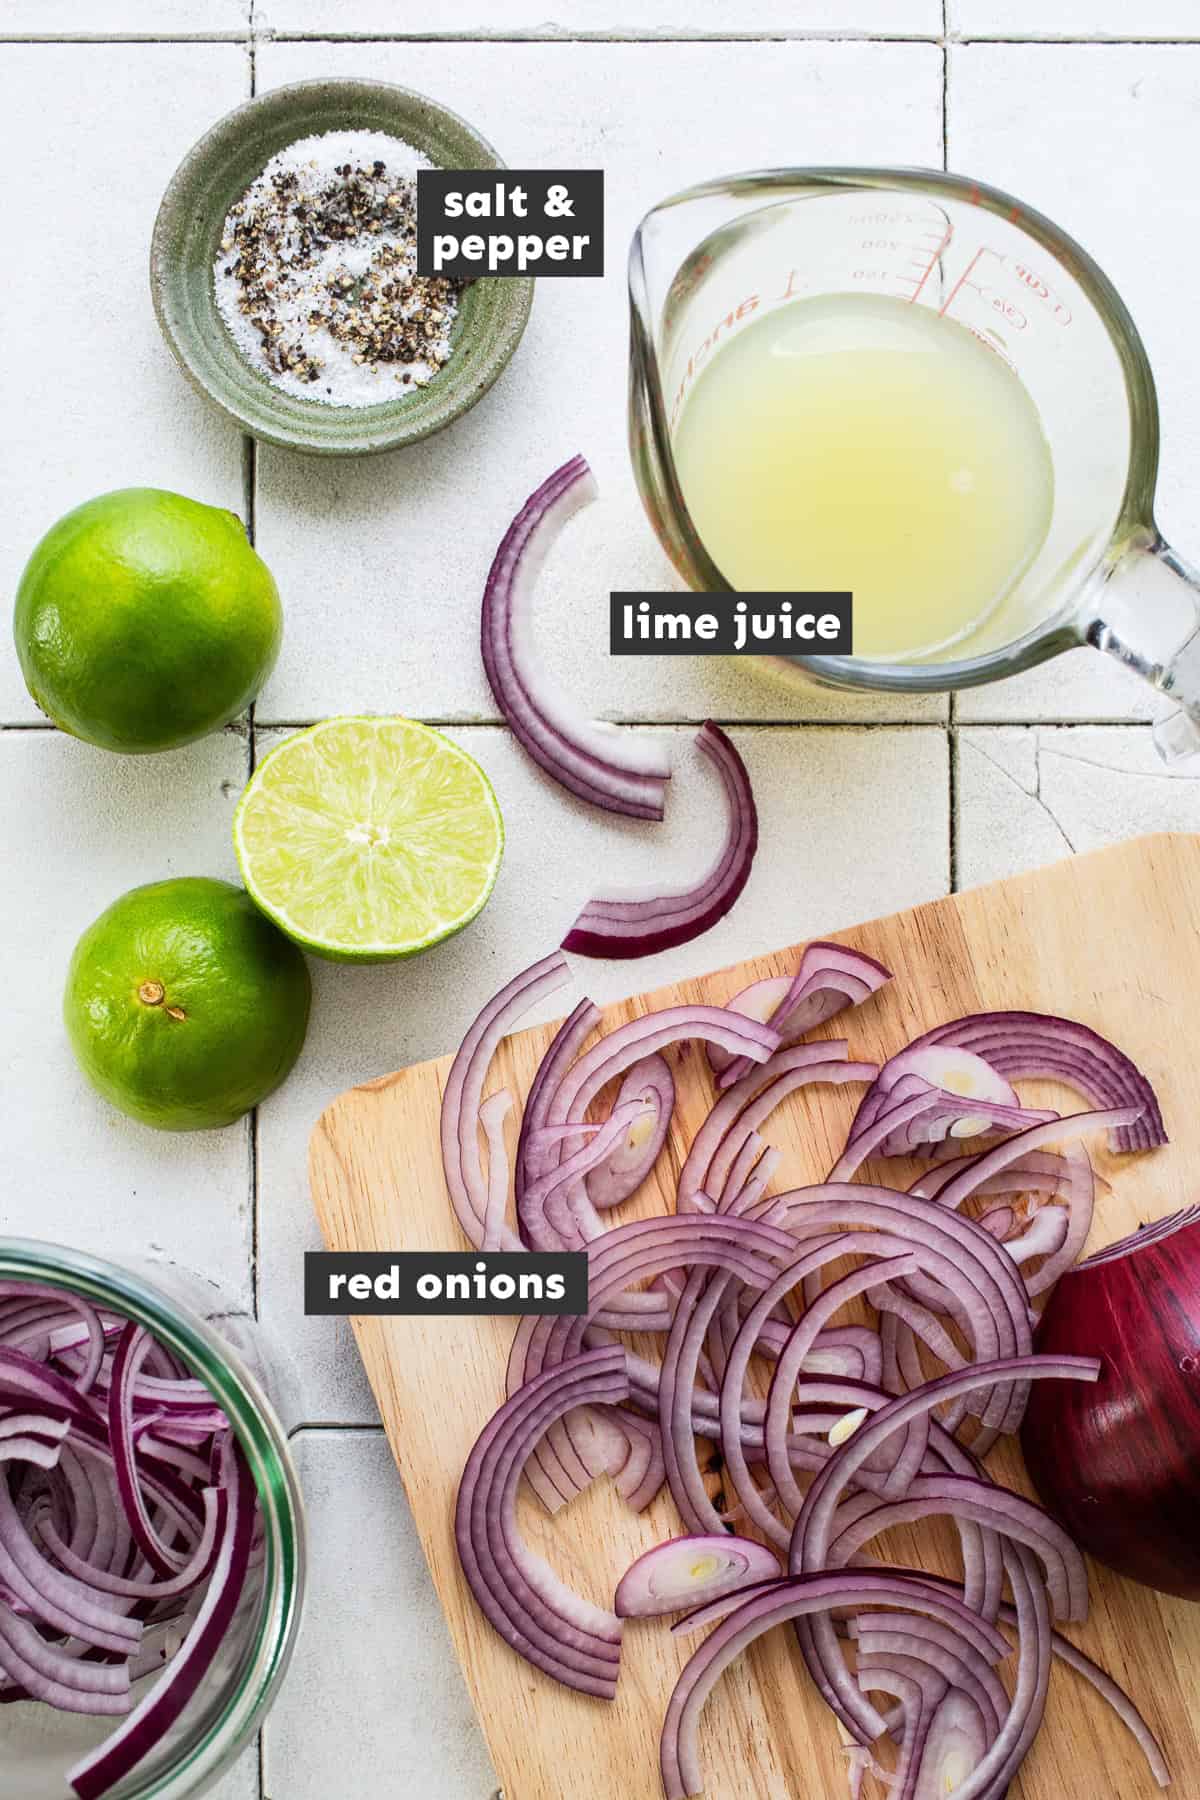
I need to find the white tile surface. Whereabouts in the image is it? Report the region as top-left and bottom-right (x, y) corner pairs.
(210, 1753), (262, 1800)
(0, 42), (248, 724)
(955, 724), (1200, 888)
(0, 1), (248, 30)
(10, 25), (1200, 1798)
(253, 37), (947, 727)
(955, 645), (1156, 723)
(0, 727), (255, 1303)
(949, 43), (1200, 721)
(258, 0), (942, 33)
(949, 1), (1200, 37)
(257, 719), (948, 1421)
(263, 1430), (495, 1800)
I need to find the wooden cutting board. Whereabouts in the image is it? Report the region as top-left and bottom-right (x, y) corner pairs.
(310, 833), (1200, 1800)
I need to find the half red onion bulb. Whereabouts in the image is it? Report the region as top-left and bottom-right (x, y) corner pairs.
(1022, 1204), (1200, 1599)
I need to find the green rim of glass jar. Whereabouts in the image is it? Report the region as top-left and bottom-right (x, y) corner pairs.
(0, 1236), (306, 1799)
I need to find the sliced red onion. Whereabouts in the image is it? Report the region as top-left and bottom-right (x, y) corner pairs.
(614, 1535), (781, 1619)
(0, 1478), (140, 1654)
(477, 1089), (514, 1253)
(751, 1184), (1036, 1439)
(515, 996), (601, 1243)
(660, 1571), (1009, 1800)
(849, 1613), (1010, 1743)
(585, 1055), (675, 1210)
(0, 1284), (262, 1796)
(934, 1110), (1133, 1216)
(910, 1678), (991, 1797)
(456, 1346), (629, 1697)
(676, 1041), (861, 1215)
(714, 940), (892, 1088)
(1003, 1204), (1070, 1266)
(790, 1363), (1086, 1737)
(481, 454), (670, 819)
(108, 1326), (192, 1578)
(536, 1004), (781, 1254)
(443, 946), (1170, 1798)
(37, 1490), (223, 1602)
(797, 1326), (884, 1387)
(837, 1083), (1057, 1174)
(440, 953), (572, 1252)
(713, 1242), (924, 1548)
(0, 1346), (103, 1422)
(510, 1215), (791, 1513)
(1026, 1617), (1170, 1786)
(851, 1012), (1166, 1153)
(0, 1601), (131, 1714)
(787, 1357), (1097, 1749)
(827, 1473), (1087, 1622)
(0, 1285), (107, 1392)
(708, 1054), (878, 1209)
(518, 1100), (651, 1250)
(561, 722), (756, 959)
(707, 976), (790, 1076)
(68, 1439), (256, 1800)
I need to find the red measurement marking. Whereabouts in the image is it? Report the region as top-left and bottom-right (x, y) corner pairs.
(938, 246), (1000, 319)
(1013, 263), (1049, 299)
(1011, 260), (1072, 325)
(991, 296), (1027, 329)
(905, 220), (955, 306)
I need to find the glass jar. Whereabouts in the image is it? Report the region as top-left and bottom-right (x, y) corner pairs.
(0, 1236), (306, 1800)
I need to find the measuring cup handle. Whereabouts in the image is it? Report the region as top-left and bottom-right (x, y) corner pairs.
(1085, 536), (1200, 764)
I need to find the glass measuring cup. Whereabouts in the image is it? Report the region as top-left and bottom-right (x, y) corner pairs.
(628, 167), (1200, 759)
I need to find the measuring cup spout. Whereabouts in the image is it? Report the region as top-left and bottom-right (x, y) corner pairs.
(1086, 537), (1200, 764)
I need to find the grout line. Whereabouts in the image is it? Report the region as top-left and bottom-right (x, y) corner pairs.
(947, 33), (1200, 46)
(254, 30), (944, 42)
(4, 30), (1200, 46)
(0, 33), (251, 43)
(240, 41), (265, 1800)
(945, 717), (1157, 730)
(0, 715), (1161, 733)
(242, 37), (262, 1346)
(287, 1420), (384, 1437)
(948, 715), (960, 895)
(251, 30), (1200, 45)
(251, 716), (954, 732)
(942, 7), (956, 899)
(941, 2), (950, 160)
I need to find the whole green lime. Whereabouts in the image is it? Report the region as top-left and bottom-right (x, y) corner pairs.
(14, 489), (282, 753)
(64, 877), (311, 1131)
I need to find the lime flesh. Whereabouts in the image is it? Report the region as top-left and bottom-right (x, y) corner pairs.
(64, 877), (311, 1131)
(233, 717), (505, 962)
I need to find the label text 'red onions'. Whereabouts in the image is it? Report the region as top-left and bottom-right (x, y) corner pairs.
(304, 1251), (588, 1316)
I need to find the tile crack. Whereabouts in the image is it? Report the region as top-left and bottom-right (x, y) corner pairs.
(964, 734), (1077, 854)
(1036, 743), (1184, 783)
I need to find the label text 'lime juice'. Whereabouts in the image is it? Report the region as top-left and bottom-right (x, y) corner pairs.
(671, 292), (1055, 662)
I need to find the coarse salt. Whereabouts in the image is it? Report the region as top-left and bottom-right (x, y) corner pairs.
(213, 129), (461, 409)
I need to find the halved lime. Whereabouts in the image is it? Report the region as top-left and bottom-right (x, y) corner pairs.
(234, 717), (504, 962)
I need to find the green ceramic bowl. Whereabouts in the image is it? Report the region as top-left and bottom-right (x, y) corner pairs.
(150, 79), (533, 456)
